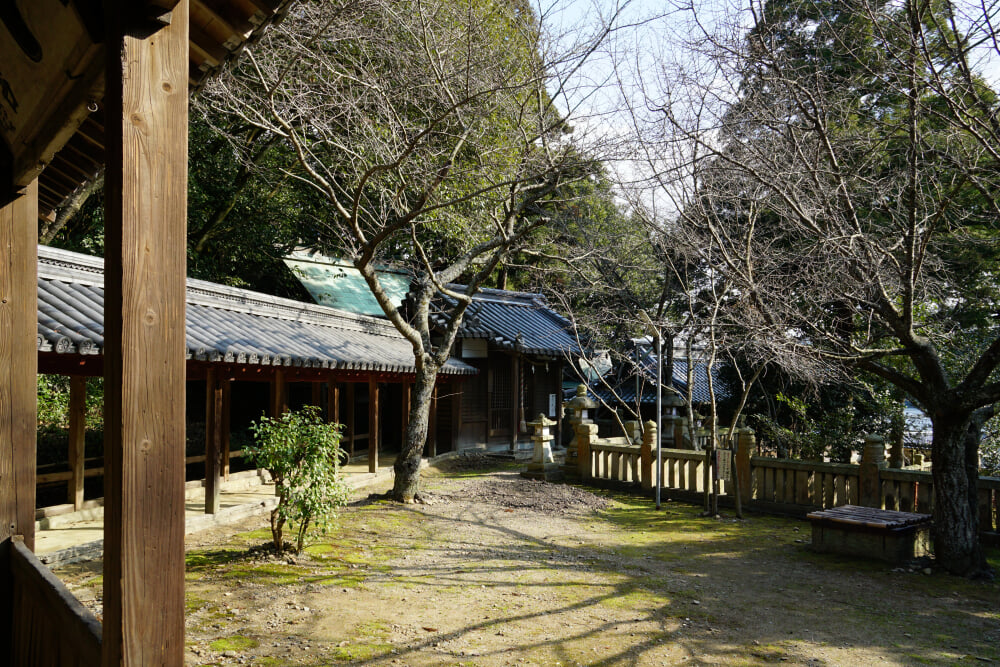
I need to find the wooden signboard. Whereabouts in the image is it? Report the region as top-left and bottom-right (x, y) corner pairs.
(0, 0), (104, 193)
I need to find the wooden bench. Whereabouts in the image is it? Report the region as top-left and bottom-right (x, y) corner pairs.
(806, 505), (932, 563)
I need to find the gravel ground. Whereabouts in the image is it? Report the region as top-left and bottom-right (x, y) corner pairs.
(55, 453), (1000, 666)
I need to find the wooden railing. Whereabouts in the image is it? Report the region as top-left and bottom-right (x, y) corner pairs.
(8, 536), (101, 665)
(571, 421), (1000, 538)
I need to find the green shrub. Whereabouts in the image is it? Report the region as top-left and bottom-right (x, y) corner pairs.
(246, 406), (349, 553)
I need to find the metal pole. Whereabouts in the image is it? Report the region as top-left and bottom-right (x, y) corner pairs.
(655, 331), (662, 510)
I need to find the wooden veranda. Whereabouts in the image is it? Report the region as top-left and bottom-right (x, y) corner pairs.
(0, 1), (296, 663)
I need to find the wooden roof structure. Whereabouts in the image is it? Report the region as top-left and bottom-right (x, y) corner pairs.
(0, 1), (296, 664)
(4, 0), (295, 214)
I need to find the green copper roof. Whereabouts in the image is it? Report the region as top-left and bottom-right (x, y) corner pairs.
(283, 249), (411, 318)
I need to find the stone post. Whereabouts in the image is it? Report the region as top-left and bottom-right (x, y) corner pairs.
(575, 423), (598, 481)
(640, 420), (656, 491)
(859, 434), (886, 508)
(623, 420), (642, 446)
(562, 384), (597, 478)
(521, 414), (561, 481)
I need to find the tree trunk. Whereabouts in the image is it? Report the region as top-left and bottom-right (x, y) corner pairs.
(930, 413), (989, 577)
(390, 362), (438, 502)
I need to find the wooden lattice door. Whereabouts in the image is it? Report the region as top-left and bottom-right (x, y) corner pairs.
(488, 357), (513, 437)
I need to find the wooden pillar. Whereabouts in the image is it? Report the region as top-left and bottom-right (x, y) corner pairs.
(102, 4), (188, 664)
(0, 180), (38, 593)
(511, 355), (521, 451)
(327, 381), (340, 424)
(68, 376), (87, 510)
(452, 384), (463, 451)
(221, 377), (231, 481)
(270, 368), (287, 417)
(555, 361), (564, 447)
(368, 378), (379, 473)
(427, 385), (438, 458)
(345, 383), (356, 456)
(204, 368), (222, 515)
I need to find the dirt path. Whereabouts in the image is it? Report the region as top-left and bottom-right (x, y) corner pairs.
(58, 455), (999, 666)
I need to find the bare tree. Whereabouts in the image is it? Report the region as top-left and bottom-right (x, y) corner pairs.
(200, 0), (622, 501)
(627, 0), (1000, 576)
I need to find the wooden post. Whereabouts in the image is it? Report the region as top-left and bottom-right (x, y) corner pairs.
(204, 367), (222, 515)
(102, 2), (189, 663)
(511, 355), (521, 451)
(860, 434), (885, 509)
(368, 378), (379, 473)
(270, 368), (287, 417)
(452, 384), (463, 451)
(345, 383), (355, 456)
(427, 385), (438, 457)
(221, 376), (231, 481)
(328, 381), (340, 425)
(555, 360), (564, 447)
(68, 376), (87, 510)
(0, 178), (38, 645)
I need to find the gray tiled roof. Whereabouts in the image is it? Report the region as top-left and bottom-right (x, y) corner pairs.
(437, 286), (581, 358)
(36, 246), (476, 376)
(594, 355), (729, 406)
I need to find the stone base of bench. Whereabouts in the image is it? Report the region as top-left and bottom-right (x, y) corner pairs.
(807, 505), (932, 563)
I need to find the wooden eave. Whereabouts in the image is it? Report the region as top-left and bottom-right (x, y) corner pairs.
(0, 0), (296, 214)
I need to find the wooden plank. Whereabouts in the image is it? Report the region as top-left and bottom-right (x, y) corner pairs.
(311, 381), (322, 408)
(10, 537), (102, 666)
(796, 470), (810, 505)
(204, 368), (221, 515)
(101, 3), (188, 664)
(763, 467), (775, 502)
(835, 474), (847, 507)
(368, 378), (379, 473)
(899, 479), (915, 513)
(68, 376), (87, 510)
(916, 480), (932, 514)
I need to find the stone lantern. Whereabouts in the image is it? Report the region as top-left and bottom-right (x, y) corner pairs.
(521, 413), (560, 481)
(562, 384), (598, 477)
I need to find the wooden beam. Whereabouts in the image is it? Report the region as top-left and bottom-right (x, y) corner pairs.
(368, 378), (379, 473)
(345, 383), (355, 456)
(101, 2), (188, 663)
(68, 376), (87, 510)
(222, 377), (231, 481)
(204, 367), (221, 514)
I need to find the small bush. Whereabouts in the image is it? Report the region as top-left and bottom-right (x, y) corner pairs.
(246, 406), (349, 554)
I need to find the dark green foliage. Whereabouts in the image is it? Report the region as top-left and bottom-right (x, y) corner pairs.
(246, 406), (349, 554)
